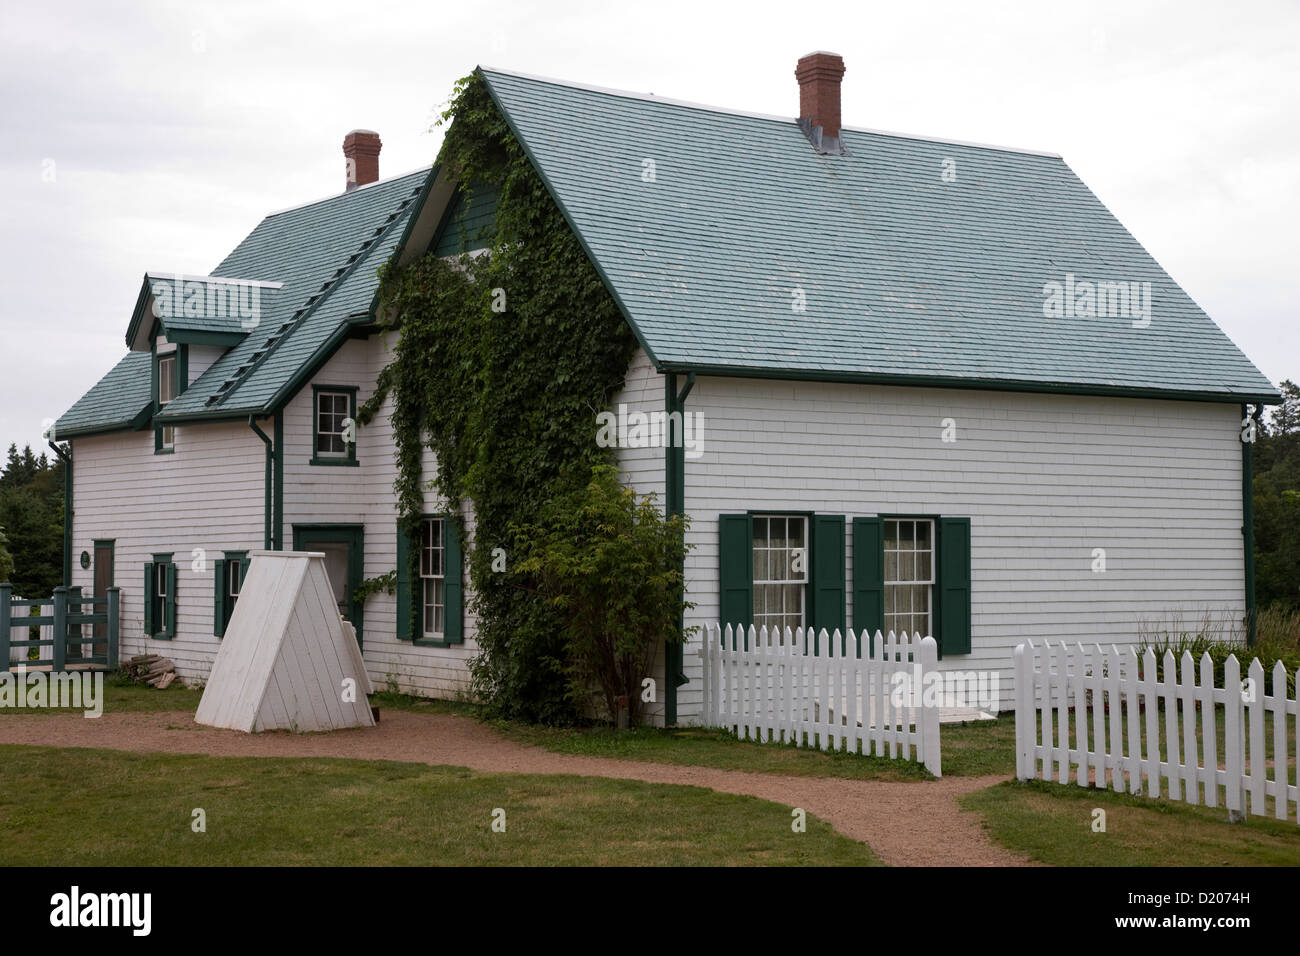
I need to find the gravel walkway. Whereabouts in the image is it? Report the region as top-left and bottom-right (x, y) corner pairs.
(0, 710), (1025, 866)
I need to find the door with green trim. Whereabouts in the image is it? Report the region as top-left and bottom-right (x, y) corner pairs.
(292, 525), (365, 647)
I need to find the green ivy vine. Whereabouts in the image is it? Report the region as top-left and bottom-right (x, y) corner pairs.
(360, 72), (639, 723)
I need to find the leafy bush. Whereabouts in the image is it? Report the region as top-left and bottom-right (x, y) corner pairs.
(511, 465), (693, 726)
(1137, 606), (1300, 692)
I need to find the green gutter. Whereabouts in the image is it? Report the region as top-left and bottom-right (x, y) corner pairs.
(273, 412), (284, 550)
(658, 361), (1282, 407)
(249, 418), (274, 550)
(663, 370), (695, 726)
(48, 440), (71, 588)
(1243, 403), (1260, 646)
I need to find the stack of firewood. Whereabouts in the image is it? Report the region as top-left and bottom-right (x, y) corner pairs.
(123, 654), (177, 689)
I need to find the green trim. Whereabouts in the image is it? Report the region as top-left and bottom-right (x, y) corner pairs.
(51, 441), (72, 587)
(476, 69), (661, 369)
(656, 362), (1282, 407)
(292, 525), (364, 645)
(153, 348), (180, 453)
(366, 163), (441, 316)
(177, 344), (189, 395)
(273, 413), (284, 549)
(148, 553), (176, 640)
(1243, 403), (1259, 646)
(248, 418), (273, 550)
(404, 513), (466, 647)
(310, 385), (359, 466)
(165, 329), (247, 347)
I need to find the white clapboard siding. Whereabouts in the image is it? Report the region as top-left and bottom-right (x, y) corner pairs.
(669, 355), (1245, 724)
(195, 551), (375, 732)
(1015, 639), (1299, 822)
(699, 623), (942, 775)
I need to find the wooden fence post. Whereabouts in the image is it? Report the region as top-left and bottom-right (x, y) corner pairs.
(51, 586), (67, 672)
(106, 586), (121, 670)
(920, 635), (941, 777)
(1224, 654), (1243, 821)
(0, 582), (11, 670)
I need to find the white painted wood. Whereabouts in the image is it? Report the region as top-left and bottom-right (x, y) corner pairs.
(1017, 641), (1298, 823)
(196, 551), (376, 732)
(699, 623), (940, 773)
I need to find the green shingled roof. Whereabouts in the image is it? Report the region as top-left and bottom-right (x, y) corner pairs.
(53, 351), (153, 439)
(58, 169), (429, 436)
(478, 68), (1279, 403)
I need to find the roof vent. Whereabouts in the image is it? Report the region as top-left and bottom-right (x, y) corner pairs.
(795, 52), (847, 155)
(343, 130), (382, 192)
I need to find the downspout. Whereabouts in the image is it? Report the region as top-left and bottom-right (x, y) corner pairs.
(273, 412), (284, 550)
(664, 371), (695, 726)
(1242, 403), (1260, 646)
(249, 418), (273, 551)
(49, 439), (72, 588)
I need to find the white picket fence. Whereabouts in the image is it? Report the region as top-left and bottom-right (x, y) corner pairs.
(1015, 639), (1299, 822)
(700, 623), (942, 775)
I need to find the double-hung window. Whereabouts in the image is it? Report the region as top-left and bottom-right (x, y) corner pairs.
(213, 551), (248, 637)
(751, 515), (808, 633)
(419, 518), (445, 639)
(395, 513), (463, 645)
(157, 352), (176, 451)
(144, 553), (177, 639)
(883, 518), (934, 638)
(312, 386), (357, 465)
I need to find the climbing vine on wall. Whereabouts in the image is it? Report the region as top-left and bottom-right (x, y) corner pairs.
(361, 72), (640, 723)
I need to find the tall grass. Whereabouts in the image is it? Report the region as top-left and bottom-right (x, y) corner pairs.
(1136, 604), (1300, 692)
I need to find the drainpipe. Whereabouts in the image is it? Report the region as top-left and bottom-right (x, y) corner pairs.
(1242, 403), (1260, 646)
(664, 370), (696, 726)
(273, 412), (284, 550)
(48, 439), (72, 588)
(249, 417), (274, 551)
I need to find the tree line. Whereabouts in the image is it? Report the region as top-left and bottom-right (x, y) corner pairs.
(0, 443), (65, 597)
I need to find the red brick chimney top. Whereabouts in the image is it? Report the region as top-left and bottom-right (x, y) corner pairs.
(795, 52), (846, 140)
(343, 129), (382, 192)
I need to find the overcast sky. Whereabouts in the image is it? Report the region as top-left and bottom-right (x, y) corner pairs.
(1, 0), (1296, 455)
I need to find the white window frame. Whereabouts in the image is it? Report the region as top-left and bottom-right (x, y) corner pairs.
(315, 390), (351, 458)
(158, 353), (176, 450)
(751, 514), (808, 635)
(420, 517), (445, 638)
(884, 517), (935, 638)
(227, 558), (242, 598)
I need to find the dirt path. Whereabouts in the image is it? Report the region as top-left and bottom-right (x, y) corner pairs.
(0, 711), (1024, 866)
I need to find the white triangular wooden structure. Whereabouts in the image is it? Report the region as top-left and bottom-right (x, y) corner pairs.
(195, 550), (375, 732)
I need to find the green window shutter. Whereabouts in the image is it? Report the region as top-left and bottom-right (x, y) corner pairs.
(444, 518), (463, 643)
(143, 562), (155, 636)
(164, 563), (177, 638)
(395, 522), (412, 641)
(212, 558), (226, 637)
(938, 516), (972, 657)
(852, 517), (884, 649)
(239, 557), (249, 587)
(811, 515), (846, 642)
(718, 514), (753, 631)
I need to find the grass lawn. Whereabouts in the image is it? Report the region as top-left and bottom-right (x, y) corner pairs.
(492, 712), (1017, 780)
(0, 676), (204, 714)
(0, 744), (878, 866)
(961, 779), (1300, 866)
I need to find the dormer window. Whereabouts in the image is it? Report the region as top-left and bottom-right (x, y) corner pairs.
(158, 353), (176, 450)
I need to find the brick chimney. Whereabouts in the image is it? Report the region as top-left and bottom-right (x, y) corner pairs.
(343, 130), (382, 192)
(795, 52), (846, 153)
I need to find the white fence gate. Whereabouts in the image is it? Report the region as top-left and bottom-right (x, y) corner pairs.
(700, 623), (942, 775)
(1015, 639), (1299, 822)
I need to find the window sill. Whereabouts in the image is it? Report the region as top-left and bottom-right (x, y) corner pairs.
(412, 637), (464, 648)
(310, 456), (358, 467)
(154, 448), (175, 456)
